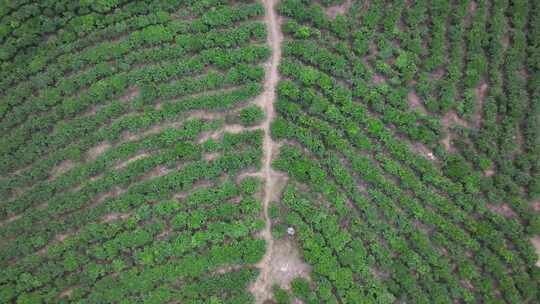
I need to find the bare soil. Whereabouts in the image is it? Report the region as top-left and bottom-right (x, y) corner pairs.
(156, 227), (173, 240)
(89, 186), (124, 211)
(121, 120), (184, 142)
(442, 111), (469, 129)
(55, 232), (72, 242)
(407, 90), (421, 108)
(238, 171), (264, 178)
(468, 1), (477, 13)
(486, 203), (517, 219)
(50, 160), (75, 180)
(441, 135), (453, 152)
(114, 153), (149, 170)
(0, 213), (22, 228)
(141, 165), (169, 180)
(429, 68), (446, 80)
(196, 131), (215, 144)
(411, 142), (437, 162)
(212, 264), (245, 275)
(372, 73), (386, 84)
(325, 0), (352, 19)
(36, 229), (77, 256)
(531, 236), (540, 267)
(464, 1), (477, 27)
(101, 212), (131, 223)
(257, 237), (311, 290)
(483, 168), (495, 177)
(86, 141), (111, 161)
(501, 34), (510, 49)
(474, 81), (488, 127)
(119, 86), (140, 102)
(407, 90), (427, 114)
(440, 111), (470, 152)
(188, 110), (219, 120)
(197, 123), (260, 144)
(223, 124), (259, 134)
(475, 82), (488, 103)
(531, 201), (540, 212)
(203, 152), (220, 161)
(57, 287), (77, 300)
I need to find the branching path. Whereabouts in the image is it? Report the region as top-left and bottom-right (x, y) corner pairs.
(248, 0), (289, 302)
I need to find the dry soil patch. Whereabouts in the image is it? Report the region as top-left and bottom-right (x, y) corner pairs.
(474, 81), (488, 127)
(258, 238), (311, 290)
(325, 0), (352, 19)
(486, 203), (517, 219)
(50, 160), (75, 180)
(407, 90), (427, 114)
(531, 236), (540, 267)
(114, 153), (149, 170)
(440, 111), (470, 152)
(86, 141), (111, 161)
(101, 212), (131, 223)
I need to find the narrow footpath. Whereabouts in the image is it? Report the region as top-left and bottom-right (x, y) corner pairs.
(249, 0), (284, 302)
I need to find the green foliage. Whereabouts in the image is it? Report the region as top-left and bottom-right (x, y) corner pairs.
(0, 1), (269, 302)
(139, 25), (174, 44)
(272, 284), (291, 304)
(1, 0), (539, 302)
(88, 0), (120, 13)
(291, 277), (311, 300)
(269, 202), (281, 219)
(272, 0), (540, 303)
(238, 105), (265, 126)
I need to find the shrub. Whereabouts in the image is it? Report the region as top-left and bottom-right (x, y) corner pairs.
(238, 105), (265, 126)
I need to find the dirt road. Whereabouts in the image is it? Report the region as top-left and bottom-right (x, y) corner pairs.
(249, 0), (285, 302)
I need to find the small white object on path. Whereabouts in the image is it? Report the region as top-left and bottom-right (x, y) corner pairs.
(287, 227), (295, 236)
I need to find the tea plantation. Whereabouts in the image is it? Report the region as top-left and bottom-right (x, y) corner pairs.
(270, 0), (540, 303)
(0, 0), (539, 303)
(0, 0), (269, 302)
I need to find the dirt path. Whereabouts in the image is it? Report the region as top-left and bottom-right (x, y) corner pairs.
(248, 0), (286, 302)
(532, 236), (540, 267)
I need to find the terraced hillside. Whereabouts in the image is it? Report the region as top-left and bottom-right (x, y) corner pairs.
(0, 0), (272, 302)
(270, 0), (540, 303)
(1, 0), (540, 303)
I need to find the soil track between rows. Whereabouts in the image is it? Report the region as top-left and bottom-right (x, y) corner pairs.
(248, 0), (289, 302)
